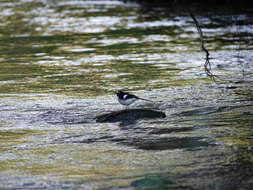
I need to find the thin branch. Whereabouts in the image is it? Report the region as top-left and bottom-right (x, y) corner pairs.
(188, 10), (216, 81)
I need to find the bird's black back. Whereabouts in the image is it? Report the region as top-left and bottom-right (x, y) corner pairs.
(116, 90), (137, 100)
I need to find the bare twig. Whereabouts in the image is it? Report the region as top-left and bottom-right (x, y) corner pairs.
(188, 10), (216, 81)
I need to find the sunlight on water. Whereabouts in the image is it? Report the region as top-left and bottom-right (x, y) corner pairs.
(0, 0), (253, 189)
(0, 0), (252, 96)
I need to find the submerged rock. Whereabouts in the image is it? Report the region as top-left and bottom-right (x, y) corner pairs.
(95, 109), (166, 123)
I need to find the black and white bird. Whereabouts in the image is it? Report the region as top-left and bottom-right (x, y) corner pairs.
(116, 90), (152, 106)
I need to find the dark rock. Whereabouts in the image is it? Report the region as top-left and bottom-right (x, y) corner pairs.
(95, 109), (166, 123)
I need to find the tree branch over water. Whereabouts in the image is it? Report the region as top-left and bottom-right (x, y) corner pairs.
(188, 10), (216, 80)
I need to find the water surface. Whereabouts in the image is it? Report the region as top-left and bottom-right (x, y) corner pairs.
(0, 0), (252, 189)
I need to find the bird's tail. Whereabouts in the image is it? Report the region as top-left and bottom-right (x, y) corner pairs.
(138, 97), (153, 102)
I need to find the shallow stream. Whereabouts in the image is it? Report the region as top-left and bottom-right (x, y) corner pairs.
(0, 0), (252, 189)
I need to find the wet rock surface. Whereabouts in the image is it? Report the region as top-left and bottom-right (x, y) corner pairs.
(95, 109), (166, 123)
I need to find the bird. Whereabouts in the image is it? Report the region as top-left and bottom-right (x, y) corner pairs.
(116, 90), (152, 106)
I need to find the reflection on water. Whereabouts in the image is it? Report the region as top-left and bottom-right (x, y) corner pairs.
(1, 0), (251, 96)
(0, 0), (253, 189)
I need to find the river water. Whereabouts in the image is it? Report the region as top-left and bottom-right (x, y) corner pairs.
(0, 0), (252, 189)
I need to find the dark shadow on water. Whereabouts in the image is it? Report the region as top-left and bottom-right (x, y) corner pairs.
(118, 136), (210, 151)
(148, 126), (194, 134)
(54, 133), (210, 151)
